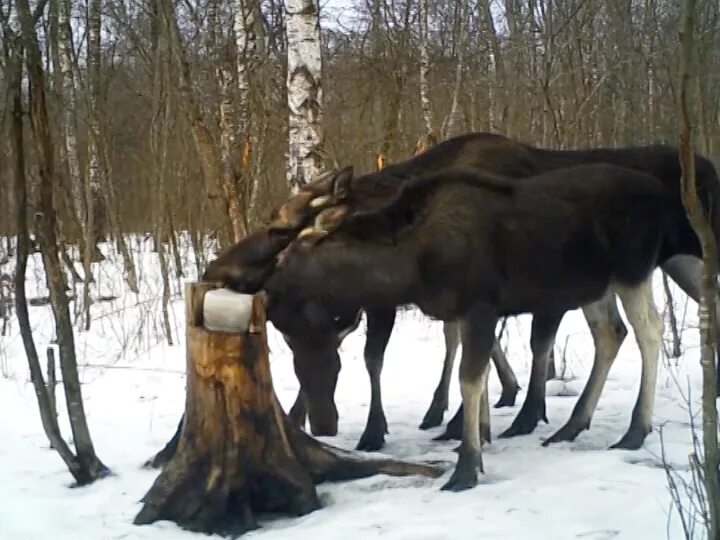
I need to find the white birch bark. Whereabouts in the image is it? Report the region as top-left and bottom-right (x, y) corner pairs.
(235, 0), (262, 225)
(443, 2), (468, 139)
(58, 0), (82, 217)
(285, 0), (325, 191)
(418, 0), (435, 135)
(81, 0), (102, 329)
(87, 0), (102, 209)
(235, 0), (256, 136)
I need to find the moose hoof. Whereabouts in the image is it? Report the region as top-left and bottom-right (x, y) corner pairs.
(493, 387), (519, 408)
(419, 401), (447, 430)
(440, 446), (482, 492)
(355, 418), (389, 452)
(433, 405), (463, 441)
(542, 420), (589, 447)
(499, 404), (547, 439)
(433, 422), (463, 442)
(609, 424), (651, 450)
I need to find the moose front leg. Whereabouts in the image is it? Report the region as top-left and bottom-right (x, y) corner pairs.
(499, 311), (564, 439)
(356, 309), (396, 451)
(441, 304), (497, 492)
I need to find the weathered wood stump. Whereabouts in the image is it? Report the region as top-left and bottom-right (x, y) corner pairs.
(135, 282), (443, 536)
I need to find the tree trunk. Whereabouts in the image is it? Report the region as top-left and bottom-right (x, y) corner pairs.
(158, 0), (243, 242)
(55, 0), (95, 267)
(478, 0), (505, 132)
(285, 0), (325, 190)
(16, 0), (109, 485)
(81, 0), (105, 331)
(151, 2), (175, 347)
(443, 1), (468, 139)
(418, 0), (434, 135)
(236, 0), (261, 229)
(678, 1), (720, 537)
(217, 61), (246, 243)
(57, 0), (82, 225)
(135, 283), (441, 536)
(7, 37), (80, 479)
(100, 140), (139, 293)
(87, 0), (106, 248)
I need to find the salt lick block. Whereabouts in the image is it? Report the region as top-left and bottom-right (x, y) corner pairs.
(202, 288), (254, 333)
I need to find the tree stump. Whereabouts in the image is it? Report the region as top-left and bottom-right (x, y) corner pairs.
(135, 283), (443, 536)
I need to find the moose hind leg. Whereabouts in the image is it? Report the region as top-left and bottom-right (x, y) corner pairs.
(356, 309), (396, 451)
(433, 336), (508, 442)
(421, 321), (460, 429)
(611, 280), (663, 450)
(441, 305), (497, 492)
(492, 339), (520, 408)
(544, 291), (627, 445)
(661, 255), (720, 397)
(500, 311), (564, 438)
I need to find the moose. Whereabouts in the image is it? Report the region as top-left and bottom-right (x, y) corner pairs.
(204, 131), (720, 453)
(255, 163), (692, 490)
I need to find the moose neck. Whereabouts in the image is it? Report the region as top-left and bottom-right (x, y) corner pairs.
(268, 240), (418, 312)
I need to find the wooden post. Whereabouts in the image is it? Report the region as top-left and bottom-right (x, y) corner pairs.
(136, 282), (442, 536)
(46, 347), (57, 421)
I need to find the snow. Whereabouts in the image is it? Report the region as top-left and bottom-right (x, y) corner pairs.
(0, 238), (710, 539)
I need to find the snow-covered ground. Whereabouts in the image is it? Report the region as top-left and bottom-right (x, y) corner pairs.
(0, 238), (709, 539)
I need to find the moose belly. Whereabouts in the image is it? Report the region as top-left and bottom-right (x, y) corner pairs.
(496, 276), (611, 316)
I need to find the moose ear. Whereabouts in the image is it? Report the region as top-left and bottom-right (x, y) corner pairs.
(331, 166), (354, 200)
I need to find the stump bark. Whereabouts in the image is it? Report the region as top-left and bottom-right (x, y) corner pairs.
(135, 283), (442, 536)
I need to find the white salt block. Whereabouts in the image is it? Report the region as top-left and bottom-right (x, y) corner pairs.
(203, 288), (254, 333)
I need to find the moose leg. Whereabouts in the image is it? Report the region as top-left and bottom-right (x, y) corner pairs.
(356, 309), (396, 451)
(611, 280), (663, 449)
(434, 404), (463, 441)
(420, 322), (460, 429)
(491, 340), (520, 407)
(499, 311), (564, 438)
(434, 338), (517, 441)
(441, 304), (497, 492)
(543, 291), (627, 445)
(662, 254), (720, 396)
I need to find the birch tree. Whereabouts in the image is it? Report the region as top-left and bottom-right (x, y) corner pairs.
(57, 0), (82, 229)
(285, 0), (325, 191)
(49, 0), (91, 288)
(418, 0), (435, 136)
(678, 0), (720, 535)
(478, 0), (505, 132)
(235, 0), (262, 226)
(443, 1), (469, 139)
(81, 0), (103, 329)
(211, 0), (246, 242)
(161, 0), (246, 243)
